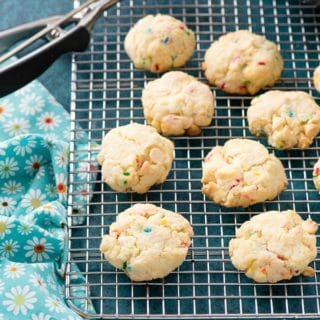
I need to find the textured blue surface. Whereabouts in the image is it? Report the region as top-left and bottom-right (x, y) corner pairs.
(0, 0), (72, 110)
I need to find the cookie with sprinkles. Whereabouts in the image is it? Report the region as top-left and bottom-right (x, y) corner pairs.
(100, 203), (193, 281)
(229, 210), (318, 283)
(97, 123), (174, 194)
(124, 14), (196, 73)
(202, 139), (287, 208)
(202, 30), (283, 95)
(248, 91), (320, 149)
(142, 71), (215, 136)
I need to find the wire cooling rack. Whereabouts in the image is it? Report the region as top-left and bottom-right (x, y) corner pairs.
(66, 0), (320, 318)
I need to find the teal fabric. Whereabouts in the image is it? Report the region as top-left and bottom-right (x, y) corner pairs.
(0, 81), (95, 319)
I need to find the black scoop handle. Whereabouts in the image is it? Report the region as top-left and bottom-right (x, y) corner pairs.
(0, 25), (90, 97)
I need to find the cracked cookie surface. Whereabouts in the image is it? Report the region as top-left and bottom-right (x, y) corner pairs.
(124, 14), (195, 73)
(248, 90), (320, 149)
(100, 203), (193, 281)
(142, 71), (214, 136)
(97, 123), (174, 193)
(202, 30), (283, 95)
(201, 139), (287, 207)
(229, 210), (318, 283)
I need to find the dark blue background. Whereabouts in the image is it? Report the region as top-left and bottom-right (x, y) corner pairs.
(0, 0), (73, 110)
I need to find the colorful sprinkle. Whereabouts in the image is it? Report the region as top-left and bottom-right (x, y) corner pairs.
(160, 217), (167, 225)
(259, 128), (267, 135)
(185, 30), (191, 36)
(261, 267), (267, 275)
(230, 178), (241, 190)
(257, 61), (266, 65)
(154, 64), (160, 71)
(179, 25), (185, 30)
(143, 227), (152, 233)
(287, 110), (294, 117)
(123, 171), (130, 176)
(124, 180), (127, 185)
(314, 167), (320, 176)
(248, 231), (257, 239)
(162, 36), (170, 45)
(123, 261), (127, 269)
(127, 264), (132, 271)
(220, 82), (226, 90)
(232, 55), (241, 62)
(253, 172), (260, 176)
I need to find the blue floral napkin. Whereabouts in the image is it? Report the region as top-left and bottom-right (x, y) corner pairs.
(0, 81), (95, 319)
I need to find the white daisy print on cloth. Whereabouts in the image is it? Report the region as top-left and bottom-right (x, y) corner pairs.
(45, 183), (57, 198)
(45, 296), (64, 313)
(0, 196), (17, 215)
(0, 216), (15, 239)
(24, 155), (45, 178)
(14, 81), (37, 97)
(0, 98), (13, 122)
(0, 239), (19, 258)
(71, 205), (86, 225)
(40, 133), (58, 149)
(29, 273), (47, 292)
(51, 228), (66, 251)
(20, 93), (45, 115)
(12, 136), (36, 156)
(17, 222), (33, 235)
(4, 262), (25, 279)
(3, 118), (30, 136)
(46, 274), (58, 291)
(77, 161), (97, 180)
(34, 263), (48, 272)
(24, 236), (54, 262)
(31, 312), (51, 320)
(3, 285), (37, 316)
(37, 112), (61, 131)
(55, 147), (69, 169)
(41, 203), (56, 214)
(47, 94), (61, 108)
(74, 184), (90, 203)
(1, 180), (23, 194)
(0, 157), (18, 179)
(21, 189), (46, 213)
(0, 280), (4, 294)
(55, 173), (68, 202)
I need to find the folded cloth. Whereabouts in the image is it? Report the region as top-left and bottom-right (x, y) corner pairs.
(0, 81), (96, 319)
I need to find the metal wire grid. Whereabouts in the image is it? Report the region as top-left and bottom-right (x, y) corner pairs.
(66, 0), (320, 318)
